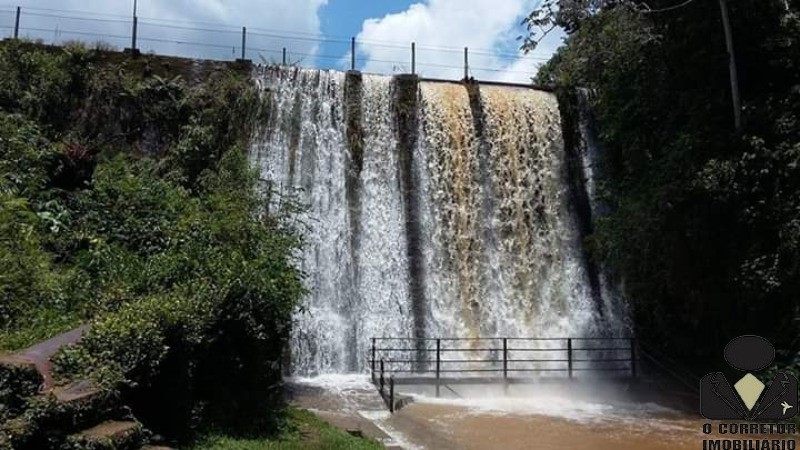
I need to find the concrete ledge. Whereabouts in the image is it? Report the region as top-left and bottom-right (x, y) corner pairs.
(417, 75), (554, 92)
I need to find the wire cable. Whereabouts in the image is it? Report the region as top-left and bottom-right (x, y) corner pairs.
(11, 5), (554, 59)
(640, 0), (698, 14)
(13, 8), (551, 80)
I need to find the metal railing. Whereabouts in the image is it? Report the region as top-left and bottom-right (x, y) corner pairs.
(0, 5), (551, 82)
(370, 337), (637, 383)
(376, 361), (396, 413)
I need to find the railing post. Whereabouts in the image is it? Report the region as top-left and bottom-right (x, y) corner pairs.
(436, 339), (441, 380)
(241, 26), (247, 61)
(282, 47), (287, 65)
(630, 338), (637, 378)
(503, 338), (508, 380)
(14, 6), (20, 39)
(411, 42), (416, 75)
(350, 37), (355, 71)
(436, 339), (441, 398)
(567, 338), (573, 379)
(464, 47), (469, 80)
(371, 338), (376, 383)
(380, 358), (385, 393)
(131, 15), (138, 52)
(389, 376), (395, 413)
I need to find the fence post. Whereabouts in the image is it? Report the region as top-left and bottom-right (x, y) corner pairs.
(567, 338), (573, 379)
(411, 42), (416, 75)
(13, 6), (20, 39)
(435, 339), (441, 398)
(241, 27), (247, 61)
(389, 376), (395, 413)
(630, 338), (637, 378)
(463, 47), (469, 80)
(131, 15), (138, 52)
(282, 47), (287, 65)
(350, 37), (355, 71)
(380, 358), (385, 393)
(436, 339), (441, 380)
(371, 338), (376, 383)
(503, 338), (508, 380)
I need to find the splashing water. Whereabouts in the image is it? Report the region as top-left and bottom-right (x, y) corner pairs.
(250, 68), (619, 376)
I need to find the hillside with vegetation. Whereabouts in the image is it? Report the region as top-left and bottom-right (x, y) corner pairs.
(526, 0), (800, 371)
(0, 41), (313, 447)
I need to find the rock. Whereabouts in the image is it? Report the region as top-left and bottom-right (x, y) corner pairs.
(65, 420), (146, 450)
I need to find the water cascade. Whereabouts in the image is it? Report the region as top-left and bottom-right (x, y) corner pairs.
(250, 67), (621, 375)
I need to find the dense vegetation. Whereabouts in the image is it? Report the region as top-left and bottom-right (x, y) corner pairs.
(0, 40), (305, 439)
(527, 0), (800, 371)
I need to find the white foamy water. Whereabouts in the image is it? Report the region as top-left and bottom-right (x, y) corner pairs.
(250, 67), (623, 376)
(404, 381), (682, 424)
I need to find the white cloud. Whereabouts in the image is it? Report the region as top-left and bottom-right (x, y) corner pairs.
(9, 0), (327, 61)
(353, 0), (562, 83)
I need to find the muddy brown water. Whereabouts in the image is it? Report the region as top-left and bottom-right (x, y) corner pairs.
(388, 403), (704, 450)
(287, 376), (798, 450)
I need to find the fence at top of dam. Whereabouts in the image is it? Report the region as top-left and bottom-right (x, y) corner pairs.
(0, 5), (553, 84)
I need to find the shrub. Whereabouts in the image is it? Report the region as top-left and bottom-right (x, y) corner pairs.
(0, 41), (303, 440)
(0, 113), (57, 197)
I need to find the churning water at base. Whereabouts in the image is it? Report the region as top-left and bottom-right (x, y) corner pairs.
(250, 67), (620, 375)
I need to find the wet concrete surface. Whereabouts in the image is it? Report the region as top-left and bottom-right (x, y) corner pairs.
(286, 375), (409, 449)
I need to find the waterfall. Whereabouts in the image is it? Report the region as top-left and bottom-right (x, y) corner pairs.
(250, 67), (620, 376)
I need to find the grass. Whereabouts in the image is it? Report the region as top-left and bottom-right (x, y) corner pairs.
(0, 308), (82, 353)
(186, 408), (383, 450)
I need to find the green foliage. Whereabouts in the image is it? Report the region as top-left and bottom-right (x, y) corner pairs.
(0, 114), (57, 196)
(72, 156), (191, 257)
(0, 42), (79, 129)
(0, 359), (41, 421)
(0, 41), (302, 441)
(186, 408), (382, 450)
(531, 0), (800, 366)
(170, 70), (263, 190)
(50, 149), (303, 437)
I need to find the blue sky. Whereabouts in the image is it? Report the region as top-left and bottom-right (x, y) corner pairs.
(5, 0), (563, 82)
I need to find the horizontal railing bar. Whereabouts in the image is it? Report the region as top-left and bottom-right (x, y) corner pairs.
(371, 337), (631, 342)
(375, 348), (508, 352)
(571, 347), (631, 351)
(382, 359), (574, 364)
(373, 347), (628, 353)
(506, 349), (567, 352)
(510, 359), (570, 363)
(562, 338), (632, 340)
(375, 359), (627, 364)
(375, 348), (436, 352)
(371, 360), (628, 366)
(376, 368), (630, 374)
(571, 358), (633, 362)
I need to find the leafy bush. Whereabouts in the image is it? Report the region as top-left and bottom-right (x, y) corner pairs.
(0, 113), (57, 197)
(530, 0), (800, 366)
(51, 150), (304, 436)
(0, 41), (301, 440)
(0, 194), (59, 327)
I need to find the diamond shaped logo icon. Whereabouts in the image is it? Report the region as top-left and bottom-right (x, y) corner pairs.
(734, 373), (765, 410)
